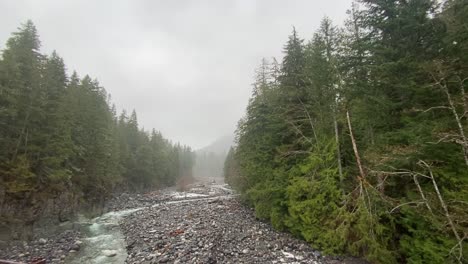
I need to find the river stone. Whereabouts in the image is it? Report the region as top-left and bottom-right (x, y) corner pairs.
(102, 249), (118, 257)
(70, 243), (80, 251)
(106, 184), (367, 264)
(159, 256), (170, 263)
(118, 184), (319, 263)
(1, 228), (80, 263)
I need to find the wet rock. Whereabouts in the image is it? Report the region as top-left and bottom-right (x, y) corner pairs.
(0, 229), (81, 264)
(119, 184), (332, 264)
(70, 243), (80, 251)
(1, 183), (365, 264)
(102, 249), (118, 257)
(159, 256), (170, 263)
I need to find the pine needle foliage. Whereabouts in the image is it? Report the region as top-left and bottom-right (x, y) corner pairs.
(226, 1), (468, 262)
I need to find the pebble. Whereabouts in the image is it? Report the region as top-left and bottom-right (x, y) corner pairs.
(102, 249), (118, 257)
(0, 182), (367, 264)
(0, 230), (80, 264)
(70, 243), (80, 251)
(120, 183), (333, 263)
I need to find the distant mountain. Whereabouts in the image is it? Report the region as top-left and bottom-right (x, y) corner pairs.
(197, 134), (235, 155)
(193, 134), (235, 179)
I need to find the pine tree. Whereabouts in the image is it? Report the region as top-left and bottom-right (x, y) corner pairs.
(0, 20), (44, 193)
(223, 147), (240, 187)
(37, 51), (73, 188)
(232, 2), (468, 262)
(0, 21), (195, 237)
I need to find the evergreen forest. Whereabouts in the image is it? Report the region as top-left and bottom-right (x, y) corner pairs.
(0, 21), (194, 234)
(225, 0), (468, 263)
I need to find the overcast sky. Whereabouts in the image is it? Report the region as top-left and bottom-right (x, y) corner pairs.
(0, 0), (352, 149)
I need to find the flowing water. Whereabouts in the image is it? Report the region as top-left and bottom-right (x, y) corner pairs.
(68, 208), (143, 264)
(67, 185), (233, 263)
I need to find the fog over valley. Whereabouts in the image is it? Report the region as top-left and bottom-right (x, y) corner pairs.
(1, 1), (467, 263)
(0, 0), (351, 149)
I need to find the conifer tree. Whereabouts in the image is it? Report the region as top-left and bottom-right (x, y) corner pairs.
(0, 21), (196, 235)
(230, 2), (468, 262)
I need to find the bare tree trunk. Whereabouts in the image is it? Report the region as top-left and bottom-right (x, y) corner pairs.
(419, 160), (463, 262)
(440, 80), (468, 166)
(346, 110), (366, 179)
(299, 98), (318, 143)
(12, 98), (32, 162)
(377, 173), (385, 193)
(333, 113), (343, 183)
(412, 174), (433, 215)
(458, 77), (468, 120)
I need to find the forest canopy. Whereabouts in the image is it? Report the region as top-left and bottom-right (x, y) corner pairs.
(225, 0), (468, 263)
(0, 20), (194, 230)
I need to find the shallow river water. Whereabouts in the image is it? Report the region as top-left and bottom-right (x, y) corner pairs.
(67, 185), (233, 263)
(68, 208), (143, 264)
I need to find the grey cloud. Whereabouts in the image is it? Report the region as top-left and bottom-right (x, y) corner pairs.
(0, 0), (352, 149)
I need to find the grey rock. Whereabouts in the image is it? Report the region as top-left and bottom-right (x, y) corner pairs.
(159, 256), (170, 263)
(101, 184), (361, 264)
(102, 249), (118, 257)
(313, 250), (322, 258)
(70, 243), (80, 251)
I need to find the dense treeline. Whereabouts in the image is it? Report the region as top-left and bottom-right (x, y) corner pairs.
(225, 0), (467, 263)
(0, 21), (194, 233)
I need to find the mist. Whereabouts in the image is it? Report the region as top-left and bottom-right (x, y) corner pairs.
(2, 1), (465, 263)
(0, 0), (351, 149)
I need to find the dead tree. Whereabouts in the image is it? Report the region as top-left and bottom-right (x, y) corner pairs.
(429, 68), (468, 166)
(346, 110), (366, 179)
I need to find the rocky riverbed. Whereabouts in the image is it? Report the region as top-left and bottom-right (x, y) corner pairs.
(120, 184), (364, 264)
(0, 183), (366, 264)
(0, 228), (82, 263)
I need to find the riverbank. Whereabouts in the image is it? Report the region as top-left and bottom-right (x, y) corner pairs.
(1, 183), (366, 264)
(120, 183), (365, 264)
(0, 228), (81, 263)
